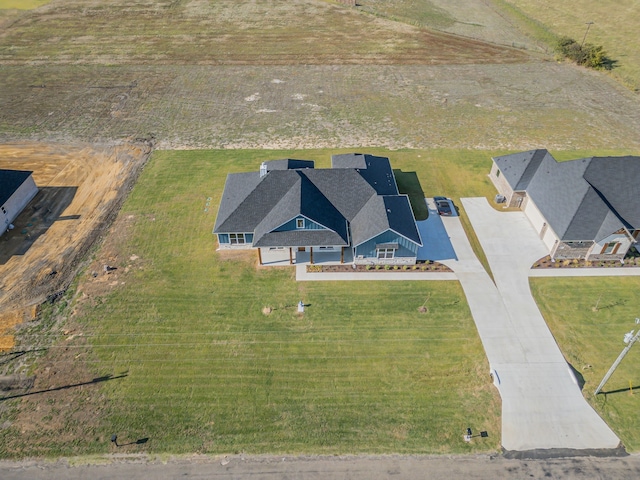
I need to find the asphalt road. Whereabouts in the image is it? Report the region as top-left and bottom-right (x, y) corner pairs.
(2, 454), (640, 480)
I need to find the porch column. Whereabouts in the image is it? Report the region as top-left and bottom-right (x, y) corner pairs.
(257, 248), (263, 265)
(310, 247), (314, 264)
(289, 247), (293, 265)
(340, 247), (344, 264)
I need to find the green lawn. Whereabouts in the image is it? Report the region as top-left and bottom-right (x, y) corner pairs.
(0, 149), (501, 457)
(4, 147), (640, 457)
(531, 276), (640, 451)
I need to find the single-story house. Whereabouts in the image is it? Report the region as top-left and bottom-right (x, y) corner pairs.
(0, 169), (38, 237)
(489, 149), (640, 261)
(213, 154), (422, 265)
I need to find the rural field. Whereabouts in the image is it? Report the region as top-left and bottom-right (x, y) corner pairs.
(1, 0), (640, 461)
(503, 0), (640, 91)
(0, 1), (639, 151)
(0, 149), (503, 457)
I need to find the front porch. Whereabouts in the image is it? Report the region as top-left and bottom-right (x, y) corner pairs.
(258, 247), (354, 266)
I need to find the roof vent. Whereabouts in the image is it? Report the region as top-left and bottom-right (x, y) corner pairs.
(259, 162), (268, 177)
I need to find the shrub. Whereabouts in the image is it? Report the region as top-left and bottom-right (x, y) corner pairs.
(555, 36), (614, 70)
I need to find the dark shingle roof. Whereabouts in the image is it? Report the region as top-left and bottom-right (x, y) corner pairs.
(331, 153), (367, 169)
(264, 159), (314, 171)
(0, 170), (33, 206)
(350, 195), (421, 247)
(584, 156), (640, 229)
(253, 172), (348, 246)
(214, 154), (421, 248)
(493, 151), (639, 242)
(493, 150), (547, 191)
(303, 168), (375, 220)
(214, 171), (299, 233)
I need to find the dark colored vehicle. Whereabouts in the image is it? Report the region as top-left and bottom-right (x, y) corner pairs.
(434, 196), (452, 216)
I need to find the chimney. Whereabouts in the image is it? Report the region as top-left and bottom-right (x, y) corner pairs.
(259, 162), (268, 177)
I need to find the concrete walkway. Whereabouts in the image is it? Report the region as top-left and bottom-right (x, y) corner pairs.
(296, 264), (456, 281)
(530, 268), (640, 277)
(444, 197), (620, 452)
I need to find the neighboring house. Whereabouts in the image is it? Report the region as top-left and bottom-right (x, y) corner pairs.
(489, 149), (640, 261)
(213, 154), (422, 265)
(0, 169), (38, 237)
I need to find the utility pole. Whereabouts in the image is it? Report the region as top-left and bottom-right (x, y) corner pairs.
(594, 318), (640, 395)
(581, 21), (594, 48)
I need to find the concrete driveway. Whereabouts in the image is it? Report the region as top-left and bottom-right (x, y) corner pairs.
(416, 198), (457, 262)
(441, 197), (619, 452)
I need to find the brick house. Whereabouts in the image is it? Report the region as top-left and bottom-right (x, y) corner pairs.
(489, 150), (640, 261)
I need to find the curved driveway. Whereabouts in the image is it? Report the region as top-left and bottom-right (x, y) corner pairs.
(441, 197), (619, 451)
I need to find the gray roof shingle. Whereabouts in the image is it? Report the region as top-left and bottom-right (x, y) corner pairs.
(584, 156), (640, 229)
(214, 154), (421, 249)
(350, 195), (422, 247)
(493, 151), (638, 242)
(0, 169), (33, 206)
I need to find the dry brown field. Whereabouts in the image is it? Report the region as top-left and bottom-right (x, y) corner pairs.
(0, 142), (150, 349)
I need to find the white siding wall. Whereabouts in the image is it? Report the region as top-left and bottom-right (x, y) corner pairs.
(1, 175), (38, 236)
(523, 197), (558, 252)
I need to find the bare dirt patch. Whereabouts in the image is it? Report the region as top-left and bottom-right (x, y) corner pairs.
(0, 142), (151, 349)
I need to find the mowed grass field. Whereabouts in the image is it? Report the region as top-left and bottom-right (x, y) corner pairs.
(531, 277), (640, 452)
(0, 0), (526, 66)
(504, 0), (640, 90)
(0, 149), (504, 457)
(0, 0), (49, 9)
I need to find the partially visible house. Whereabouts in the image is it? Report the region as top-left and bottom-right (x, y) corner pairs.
(0, 169), (38, 237)
(213, 154), (422, 265)
(489, 150), (640, 261)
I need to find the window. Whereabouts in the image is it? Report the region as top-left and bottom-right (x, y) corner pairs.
(496, 169), (501, 178)
(377, 248), (395, 259)
(230, 233), (246, 245)
(1, 206), (6, 215)
(296, 218), (305, 229)
(603, 242), (618, 254)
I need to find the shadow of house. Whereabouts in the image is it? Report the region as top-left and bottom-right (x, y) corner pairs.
(393, 170), (428, 221)
(0, 186), (77, 265)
